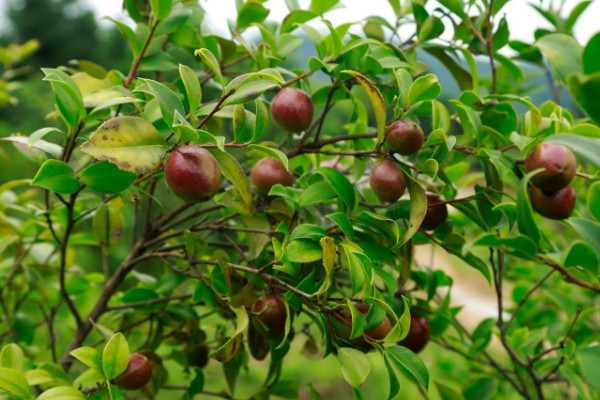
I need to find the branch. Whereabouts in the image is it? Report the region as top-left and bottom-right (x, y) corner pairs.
(539, 257), (600, 294)
(124, 20), (158, 88)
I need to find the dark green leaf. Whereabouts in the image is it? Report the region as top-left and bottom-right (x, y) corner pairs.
(80, 161), (136, 194)
(32, 160), (80, 194)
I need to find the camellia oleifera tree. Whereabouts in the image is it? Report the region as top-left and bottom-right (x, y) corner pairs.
(1, 0), (600, 399)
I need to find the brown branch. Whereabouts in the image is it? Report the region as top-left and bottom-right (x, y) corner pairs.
(106, 294), (192, 311)
(540, 257), (600, 294)
(124, 21), (158, 88)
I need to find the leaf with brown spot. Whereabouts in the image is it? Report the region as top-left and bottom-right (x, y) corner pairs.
(342, 70), (387, 145)
(80, 116), (167, 174)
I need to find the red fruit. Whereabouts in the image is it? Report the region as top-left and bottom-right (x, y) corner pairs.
(251, 158), (294, 196)
(530, 185), (575, 220)
(251, 295), (287, 339)
(525, 143), (577, 192)
(164, 145), (221, 202)
(400, 314), (430, 353)
(386, 120), (424, 156)
(370, 160), (406, 203)
(335, 304), (392, 350)
(113, 353), (152, 390)
(421, 193), (448, 230)
(270, 87), (314, 132)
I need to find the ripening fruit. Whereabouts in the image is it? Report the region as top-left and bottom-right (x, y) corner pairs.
(248, 319), (270, 360)
(252, 295), (287, 339)
(185, 344), (209, 368)
(530, 185), (576, 220)
(370, 160), (406, 203)
(400, 314), (431, 353)
(250, 158), (294, 196)
(334, 304), (392, 350)
(270, 87), (314, 132)
(525, 143), (577, 192)
(386, 119), (424, 156)
(164, 145), (221, 202)
(112, 353), (152, 390)
(421, 193), (448, 231)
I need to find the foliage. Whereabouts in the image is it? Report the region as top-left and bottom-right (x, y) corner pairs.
(0, 0), (600, 399)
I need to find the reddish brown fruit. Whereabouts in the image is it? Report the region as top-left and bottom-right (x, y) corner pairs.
(525, 143), (577, 192)
(370, 160), (406, 203)
(386, 120), (424, 156)
(251, 295), (287, 339)
(251, 158), (294, 196)
(334, 304), (392, 350)
(113, 353), (152, 390)
(400, 314), (430, 353)
(248, 319), (270, 360)
(270, 87), (314, 132)
(164, 145), (221, 202)
(530, 185), (576, 220)
(421, 193), (448, 230)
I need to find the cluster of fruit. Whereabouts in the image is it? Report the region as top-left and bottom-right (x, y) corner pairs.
(370, 120), (448, 231)
(525, 143), (577, 220)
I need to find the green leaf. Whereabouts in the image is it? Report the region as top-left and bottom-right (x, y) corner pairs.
(253, 99), (269, 141)
(401, 173), (427, 245)
(327, 212), (355, 240)
(102, 333), (130, 380)
(418, 16), (445, 42)
(337, 347), (371, 388)
(570, 218), (600, 260)
(224, 80), (280, 106)
(517, 170), (541, 248)
(564, 241), (599, 276)
(565, 1), (593, 32)
(286, 240), (322, 263)
(70, 347), (102, 372)
(535, 33), (582, 83)
(194, 48), (224, 88)
(313, 167), (356, 214)
(471, 318), (495, 352)
(137, 78), (185, 127)
(206, 148), (253, 213)
(550, 133), (600, 171)
(104, 18), (139, 58)
(28, 127), (64, 147)
(80, 116), (167, 174)
(342, 70), (386, 145)
(395, 68), (412, 103)
(179, 64), (201, 113)
(149, 0), (172, 20)
(210, 307), (248, 362)
(588, 181), (600, 221)
(437, 0), (466, 18)
(579, 346), (600, 394)
(79, 161), (136, 194)
(386, 345), (429, 389)
(32, 160), (80, 194)
(315, 237), (335, 295)
(281, 10), (318, 34)
(42, 68), (86, 128)
(24, 369), (53, 386)
(463, 378), (497, 400)
(310, 0), (338, 14)
(241, 214), (271, 259)
(90, 97), (143, 115)
(451, 101), (483, 143)
(407, 73), (441, 105)
(237, 1), (269, 31)
(436, 381), (464, 400)
(0, 368), (31, 399)
(37, 386), (86, 400)
(567, 73), (600, 125)
(0, 344), (24, 370)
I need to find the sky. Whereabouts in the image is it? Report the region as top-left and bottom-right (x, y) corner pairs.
(1, 0), (598, 44)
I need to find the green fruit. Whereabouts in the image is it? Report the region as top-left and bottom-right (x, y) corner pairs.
(250, 158), (294, 196)
(399, 314), (430, 353)
(112, 353), (152, 390)
(525, 143), (576, 192)
(164, 145), (221, 202)
(421, 193), (448, 230)
(386, 119), (424, 155)
(370, 160), (406, 203)
(251, 295), (287, 339)
(270, 87), (314, 132)
(333, 304), (392, 350)
(530, 185), (575, 220)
